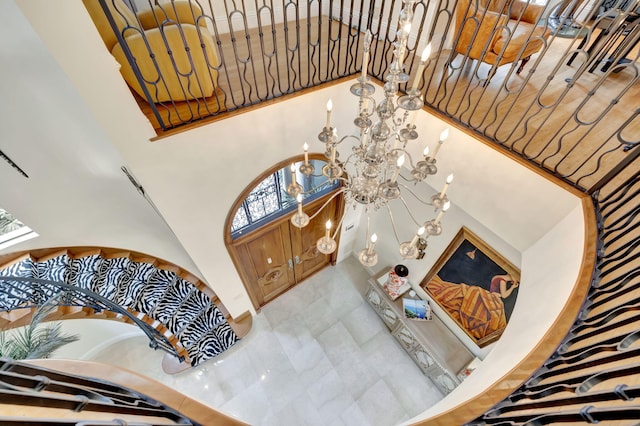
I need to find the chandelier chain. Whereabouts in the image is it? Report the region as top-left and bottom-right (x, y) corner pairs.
(289, 0), (453, 265)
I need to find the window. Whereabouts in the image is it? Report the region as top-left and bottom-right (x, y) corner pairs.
(0, 208), (38, 250)
(231, 159), (339, 239)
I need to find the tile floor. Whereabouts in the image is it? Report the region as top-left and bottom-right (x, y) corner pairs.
(89, 256), (444, 425)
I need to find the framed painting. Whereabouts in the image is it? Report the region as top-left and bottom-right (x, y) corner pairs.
(419, 227), (520, 347)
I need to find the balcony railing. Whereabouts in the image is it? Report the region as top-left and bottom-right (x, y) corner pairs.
(87, 0), (638, 193)
(0, 358), (198, 425)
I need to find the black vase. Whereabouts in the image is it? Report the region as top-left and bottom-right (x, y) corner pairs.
(394, 264), (409, 278)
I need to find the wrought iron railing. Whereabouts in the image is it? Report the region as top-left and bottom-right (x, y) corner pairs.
(420, 0), (639, 194)
(0, 277), (185, 362)
(88, 0), (638, 193)
(0, 358), (197, 425)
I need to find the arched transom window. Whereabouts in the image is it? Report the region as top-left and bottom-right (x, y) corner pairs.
(231, 159), (339, 239)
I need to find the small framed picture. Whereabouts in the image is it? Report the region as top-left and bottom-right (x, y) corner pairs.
(403, 298), (432, 321)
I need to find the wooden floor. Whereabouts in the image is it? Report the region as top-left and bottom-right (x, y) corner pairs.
(421, 31), (639, 191)
(135, 16), (638, 191)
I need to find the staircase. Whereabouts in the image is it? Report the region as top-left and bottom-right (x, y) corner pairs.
(0, 247), (249, 369)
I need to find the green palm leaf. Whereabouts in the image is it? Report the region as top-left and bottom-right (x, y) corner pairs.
(0, 293), (80, 360)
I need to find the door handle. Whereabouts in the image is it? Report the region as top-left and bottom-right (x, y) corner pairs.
(295, 256), (301, 264)
(288, 259), (293, 269)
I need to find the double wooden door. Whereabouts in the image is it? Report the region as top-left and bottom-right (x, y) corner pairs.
(231, 192), (342, 309)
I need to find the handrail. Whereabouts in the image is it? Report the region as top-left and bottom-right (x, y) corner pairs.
(0, 245), (242, 329)
(0, 246), (244, 369)
(0, 357), (199, 425)
(26, 358), (249, 425)
(0, 276), (185, 362)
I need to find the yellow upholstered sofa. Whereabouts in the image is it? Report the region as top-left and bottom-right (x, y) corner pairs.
(83, 0), (219, 103)
(454, 0), (551, 76)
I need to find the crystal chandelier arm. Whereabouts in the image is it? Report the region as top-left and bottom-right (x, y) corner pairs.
(392, 108), (410, 128)
(398, 173), (417, 184)
(331, 205), (347, 240)
(391, 148), (423, 183)
(306, 187), (347, 222)
(358, 94), (376, 115)
(333, 135), (367, 168)
(297, 178), (345, 196)
(385, 204), (402, 246)
(306, 172), (332, 178)
(338, 134), (362, 146)
(397, 194), (425, 228)
(393, 149), (414, 169)
(397, 183), (435, 207)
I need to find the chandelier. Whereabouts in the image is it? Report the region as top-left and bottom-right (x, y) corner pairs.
(286, 0), (453, 267)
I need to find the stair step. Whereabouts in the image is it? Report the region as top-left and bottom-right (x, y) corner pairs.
(228, 310), (252, 338)
(132, 269), (175, 315)
(186, 322), (239, 367)
(66, 254), (102, 290)
(0, 308), (33, 325)
(152, 277), (193, 323)
(33, 253), (70, 282)
(0, 255), (34, 278)
(128, 253), (157, 264)
(94, 256), (129, 299)
(1, 246), (244, 370)
(103, 310), (121, 319)
(166, 289), (210, 336)
(58, 306), (94, 319)
(68, 247), (101, 259)
(32, 248), (69, 263)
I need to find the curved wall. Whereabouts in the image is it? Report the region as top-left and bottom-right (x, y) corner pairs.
(410, 201), (586, 421)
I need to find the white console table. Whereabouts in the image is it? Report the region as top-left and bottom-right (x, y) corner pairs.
(365, 269), (474, 394)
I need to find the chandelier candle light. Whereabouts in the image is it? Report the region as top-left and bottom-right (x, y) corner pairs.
(287, 0), (454, 266)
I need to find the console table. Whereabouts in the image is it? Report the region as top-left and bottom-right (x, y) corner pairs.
(365, 269), (474, 394)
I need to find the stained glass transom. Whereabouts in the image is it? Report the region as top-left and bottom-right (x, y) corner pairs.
(246, 174), (281, 222)
(230, 160), (338, 239)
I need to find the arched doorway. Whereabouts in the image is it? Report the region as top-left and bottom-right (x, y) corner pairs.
(224, 155), (344, 310)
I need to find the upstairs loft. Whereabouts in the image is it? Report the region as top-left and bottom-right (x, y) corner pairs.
(81, 0), (639, 193)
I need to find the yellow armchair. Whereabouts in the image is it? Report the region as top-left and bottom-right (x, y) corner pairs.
(83, 0), (219, 103)
(455, 0), (551, 75)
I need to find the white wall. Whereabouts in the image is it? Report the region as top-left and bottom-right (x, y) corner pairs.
(0, 1), (201, 277)
(52, 319), (145, 361)
(0, 318), (144, 361)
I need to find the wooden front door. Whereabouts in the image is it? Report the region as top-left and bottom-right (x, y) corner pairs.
(231, 191), (342, 309)
(234, 220), (296, 307)
(290, 193), (340, 280)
